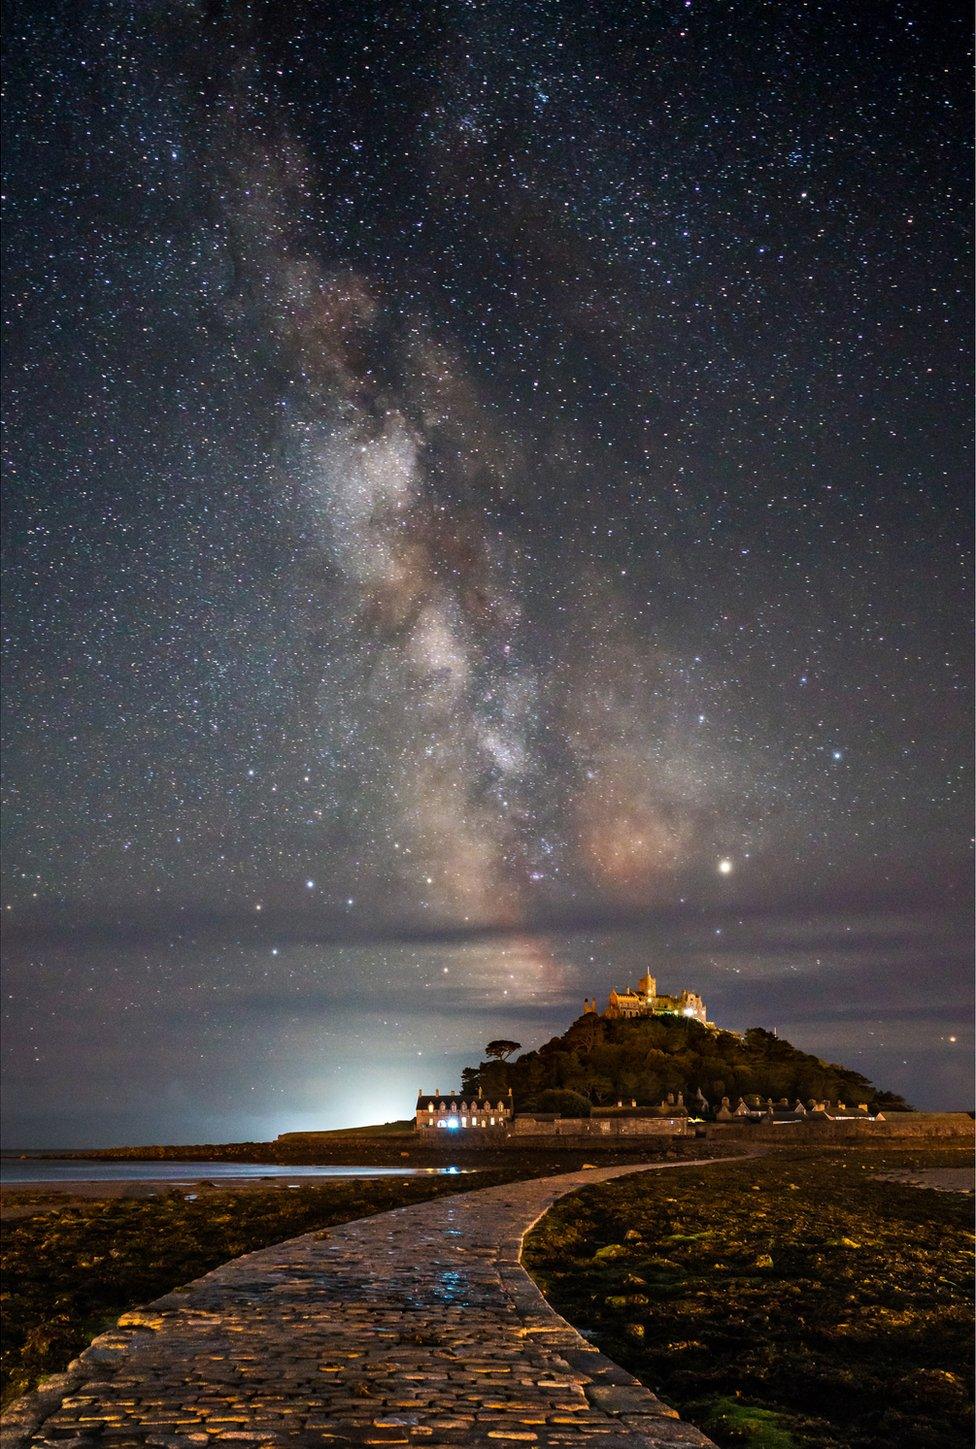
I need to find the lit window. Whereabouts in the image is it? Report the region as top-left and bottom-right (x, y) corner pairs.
(461, 1116), (467, 1127)
(490, 1116), (496, 1125)
(471, 1116), (478, 1126)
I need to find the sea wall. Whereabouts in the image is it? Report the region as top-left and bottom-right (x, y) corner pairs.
(508, 1114), (693, 1139)
(707, 1112), (973, 1143)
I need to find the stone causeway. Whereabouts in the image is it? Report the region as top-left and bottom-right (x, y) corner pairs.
(2, 1162), (720, 1449)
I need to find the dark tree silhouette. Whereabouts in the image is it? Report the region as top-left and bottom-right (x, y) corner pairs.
(528, 1088), (592, 1117)
(485, 1039), (521, 1061)
(464, 1017), (909, 1113)
(572, 1014), (604, 1053)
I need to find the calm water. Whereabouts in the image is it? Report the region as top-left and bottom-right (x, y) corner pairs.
(0, 1158), (465, 1186)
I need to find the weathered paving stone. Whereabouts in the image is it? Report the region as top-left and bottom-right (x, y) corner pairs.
(2, 1165), (723, 1449)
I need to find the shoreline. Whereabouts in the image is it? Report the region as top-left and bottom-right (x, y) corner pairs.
(0, 1169), (477, 1220)
(0, 1139), (723, 1219)
(4, 1109), (971, 1166)
(0, 1177), (330, 1219)
(3, 1143), (971, 1222)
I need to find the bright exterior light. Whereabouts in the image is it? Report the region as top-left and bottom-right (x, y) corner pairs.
(447, 1117), (459, 1129)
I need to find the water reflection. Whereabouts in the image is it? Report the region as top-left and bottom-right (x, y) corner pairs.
(432, 1268), (468, 1305)
(0, 1159), (476, 1186)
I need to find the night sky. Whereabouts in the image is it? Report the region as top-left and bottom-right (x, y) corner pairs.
(3, 0), (972, 1147)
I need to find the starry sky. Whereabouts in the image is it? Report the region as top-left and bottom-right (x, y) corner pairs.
(2, 0), (972, 1146)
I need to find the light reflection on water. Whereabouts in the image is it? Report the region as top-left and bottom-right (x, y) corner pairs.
(433, 1268), (468, 1305)
(0, 1159), (472, 1186)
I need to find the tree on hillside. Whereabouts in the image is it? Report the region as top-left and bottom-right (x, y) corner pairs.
(569, 1014), (604, 1053)
(485, 1039), (521, 1061)
(528, 1089), (592, 1117)
(464, 1013), (908, 1113)
(477, 1059), (511, 1100)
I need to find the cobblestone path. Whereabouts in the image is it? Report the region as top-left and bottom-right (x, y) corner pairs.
(4, 1163), (719, 1449)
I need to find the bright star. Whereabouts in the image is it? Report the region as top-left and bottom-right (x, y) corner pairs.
(718, 858), (733, 875)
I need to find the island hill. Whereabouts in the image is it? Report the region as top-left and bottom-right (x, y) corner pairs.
(416, 969), (913, 1139)
(37, 970), (968, 1170)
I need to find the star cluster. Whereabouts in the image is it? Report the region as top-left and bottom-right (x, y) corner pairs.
(2, 0), (971, 1142)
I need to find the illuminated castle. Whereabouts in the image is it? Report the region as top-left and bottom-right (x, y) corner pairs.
(583, 971), (709, 1025)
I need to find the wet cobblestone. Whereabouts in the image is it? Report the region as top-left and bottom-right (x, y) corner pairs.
(2, 1164), (716, 1449)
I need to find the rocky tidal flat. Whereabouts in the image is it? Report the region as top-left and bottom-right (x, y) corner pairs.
(0, 1169), (526, 1408)
(523, 1144), (974, 1448)
(0, 1141), (715, 1409)
(1, 1163), (719, 1448)
(3, 1142), (972, 1446)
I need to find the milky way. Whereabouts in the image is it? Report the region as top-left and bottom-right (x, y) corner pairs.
(2, 1), (972, 1142)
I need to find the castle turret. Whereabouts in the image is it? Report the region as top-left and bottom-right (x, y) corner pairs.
(597, 974), (710, 1025)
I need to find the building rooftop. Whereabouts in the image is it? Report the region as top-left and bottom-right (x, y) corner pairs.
(416, 1089), (511, 1108)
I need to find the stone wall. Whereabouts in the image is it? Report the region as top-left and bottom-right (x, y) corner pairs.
(707, 1112), (973, 1143)
(509, 1114), (693, 1138)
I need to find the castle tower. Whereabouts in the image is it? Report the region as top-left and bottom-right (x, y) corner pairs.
(637, 970), (656, 998)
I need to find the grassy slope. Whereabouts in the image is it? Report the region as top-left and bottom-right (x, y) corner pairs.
(523, 1145), (974, 1449)
(277, 1120), (414, 1137)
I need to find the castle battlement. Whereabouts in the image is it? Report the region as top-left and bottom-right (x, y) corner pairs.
(584, 971), (709, 1026)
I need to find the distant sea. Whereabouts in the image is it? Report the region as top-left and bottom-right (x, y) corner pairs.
(0, 1158), (464, 1185)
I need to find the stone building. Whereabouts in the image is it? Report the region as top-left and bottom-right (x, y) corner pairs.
(584, 970), (709, 1025)
(713, 1095), (885, 1123)
(415, 1089), (513, 1133)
